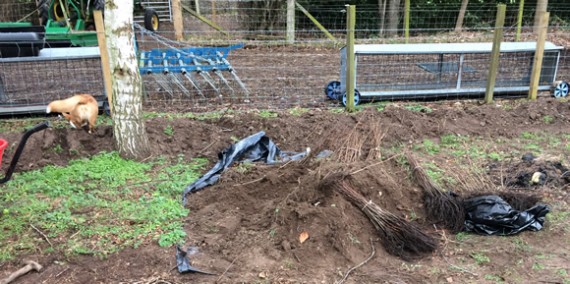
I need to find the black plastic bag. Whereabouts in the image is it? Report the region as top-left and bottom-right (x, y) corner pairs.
(182, 131), (308, 205)
(176, 246), (216, 275)
(463, 195), (550, 236)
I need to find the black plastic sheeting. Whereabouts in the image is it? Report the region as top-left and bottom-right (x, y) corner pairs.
(176, 246), (216, 275)
(182, 131), (309, 205)
(463, 195), (550, 236)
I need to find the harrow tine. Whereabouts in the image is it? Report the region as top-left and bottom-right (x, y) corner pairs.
(169, 73), (191, 97)
(198, 71), (220, 95)
(213, 70), (234, 95)
(229, 70), (250, 98)
(215, 52), (249, 98)
(183, 71), (205, 98)
(152, 73), (174, 98)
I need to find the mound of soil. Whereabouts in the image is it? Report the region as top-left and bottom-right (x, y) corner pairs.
(1, 98), (570, 283)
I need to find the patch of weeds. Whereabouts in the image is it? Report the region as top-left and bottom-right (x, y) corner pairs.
(268, 228), (277, 238)
(557, 268), (568, 277)
(455, 231), (471, 242)
(470, 252), (490, 265)
(423, 162), (455, 187)
(284, 259), (296, 270)
(97, 115), (113, 126)
(347, 233), (361, 245)
(163, 125), (174, 136)
(512, 237), (531, 252)
(532, 262), (545, 270)
(415, 139), (440, 155)
(542, 115), (555, 124)
(234, 162), (253, 174)
(440, 133), (462, 147)
(0, 152), (206, 260)
(52, 144), (64, 154)
(288, 107), (309, 116)
(484, 274), (504, 283)
(69, 149), (79, 156)
(404, 104), (432, 113)
(521, 131), (539, 140)
(328, 108), (345, 114)
(258, 110), (278, 118)
(487, 152), (503, 161)
(374, 102), (389, 112)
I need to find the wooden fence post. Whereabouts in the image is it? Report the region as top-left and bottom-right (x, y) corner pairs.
(528, 12), (549, 100)
(93, 10), (113, 116)
(404, 0), (410, 43)
(172, 0), (183, 41)
(346, 5), (356, 112)
(516, 0), (525, 41)
(287, 0), (295, 44)
(484, 4), (506, 104)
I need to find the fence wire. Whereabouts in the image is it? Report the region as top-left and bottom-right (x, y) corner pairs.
(0, 0), (569, 115)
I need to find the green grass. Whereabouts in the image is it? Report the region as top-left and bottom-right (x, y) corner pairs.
(0, 152), (207, 261)
(404, 104), (433, 113)
(164, 125), (175, 136)
(258, 110), (278, 118)
(470, 252), (490, 265)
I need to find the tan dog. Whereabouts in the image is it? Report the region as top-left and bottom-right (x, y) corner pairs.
(46, 94), (98, 133)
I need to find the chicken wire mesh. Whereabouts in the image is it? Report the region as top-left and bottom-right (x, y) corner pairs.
(0, 0), (569, 115)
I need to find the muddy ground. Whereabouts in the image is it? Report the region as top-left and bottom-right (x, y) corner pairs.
(0, 97), (569, 283)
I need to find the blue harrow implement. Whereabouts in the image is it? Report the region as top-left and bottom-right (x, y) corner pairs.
(135, 24), (249, 99)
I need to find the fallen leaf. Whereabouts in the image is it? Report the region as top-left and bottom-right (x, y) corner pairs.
(446, 277), (453, 283)
(258, 271), (267, 279)
(299, 231), (309, 244)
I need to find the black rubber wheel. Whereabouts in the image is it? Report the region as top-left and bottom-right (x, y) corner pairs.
(144, 9), (159, 32)
(324, 80), (341, 100)
(552, 81), (569, 98)
(341, 90), (361, 107)
(38, 0), (50, 25)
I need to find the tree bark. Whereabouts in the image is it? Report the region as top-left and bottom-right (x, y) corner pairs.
(386, 0), (401, 36)
(533, 0), (548, 33)
(455, 0), (469, 32)
(104, 0), (151, 160)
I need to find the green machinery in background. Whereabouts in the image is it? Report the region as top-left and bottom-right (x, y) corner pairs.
(38, 0), (160, 47)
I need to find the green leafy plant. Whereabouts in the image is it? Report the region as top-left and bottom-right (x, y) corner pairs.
(164, 125), (175, 136)
(470, 252), (490, 265)
(258, 110), (278, 118)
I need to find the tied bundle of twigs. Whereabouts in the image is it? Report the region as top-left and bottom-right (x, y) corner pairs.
(405, 153), (465, 232)
(320, 174), (438, 260)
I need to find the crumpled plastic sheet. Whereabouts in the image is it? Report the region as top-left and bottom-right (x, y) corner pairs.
(176, 246), (216, 275)
(182, 131), (309, 205)
(463, 195), (550, 236)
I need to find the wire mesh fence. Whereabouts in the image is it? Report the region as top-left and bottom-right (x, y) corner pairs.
(0, 0), (569, 115)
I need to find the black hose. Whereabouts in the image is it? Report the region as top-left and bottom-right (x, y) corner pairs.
(0, 121), (51, 184)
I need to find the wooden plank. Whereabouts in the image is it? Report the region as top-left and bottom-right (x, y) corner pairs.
(93, 10), (113, 116)
(181, 4), (229, 36)
(295, 2), (336, 42)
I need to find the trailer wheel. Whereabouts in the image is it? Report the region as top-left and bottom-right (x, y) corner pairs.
(341, 90), (361, 107)
(144, 9), (159, 32)
(325, 80), (341, 100)
(552, 81), (569, 98)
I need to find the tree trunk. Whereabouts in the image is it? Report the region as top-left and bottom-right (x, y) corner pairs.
(104, 0), (151, 160)
(386, 0), (401, 36)
(455, 0), (469, 32)
(533, 0), (548, 33)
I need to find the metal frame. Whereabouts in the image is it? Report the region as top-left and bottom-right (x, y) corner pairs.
(339, 41), (564, 100)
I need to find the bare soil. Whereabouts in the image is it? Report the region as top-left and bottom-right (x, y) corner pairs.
(1, 98), (569, 283)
